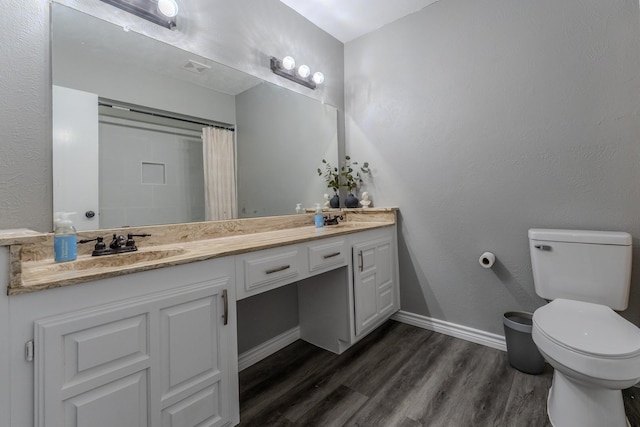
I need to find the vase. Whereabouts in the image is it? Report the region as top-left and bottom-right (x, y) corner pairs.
(345, 193), (359, 208)
(330, 194), (340, 208)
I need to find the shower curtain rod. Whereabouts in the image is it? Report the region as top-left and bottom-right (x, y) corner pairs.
(98, 101), (235, 132)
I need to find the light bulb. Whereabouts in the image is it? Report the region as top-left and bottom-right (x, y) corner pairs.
(312, 72), (325, 85)
(281, 56), (296, 71)
(158, 0), (179, 18)
(297, 65), (311, 78)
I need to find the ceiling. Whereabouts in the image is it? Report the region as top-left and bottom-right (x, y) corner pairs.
(53, 4), (262, 96)
(279, 0), (440, 43)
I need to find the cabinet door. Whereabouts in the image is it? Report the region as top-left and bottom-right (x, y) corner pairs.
(34, 279), (234, 427)
(353, 236), (397, 336)
(158, 283), (232, 427)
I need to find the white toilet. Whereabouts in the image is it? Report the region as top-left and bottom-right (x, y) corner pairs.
(529, 228), (640, 427)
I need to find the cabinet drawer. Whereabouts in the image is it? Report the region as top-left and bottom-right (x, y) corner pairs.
(307, 238), (347, 273)
(237, 246), (304, 299)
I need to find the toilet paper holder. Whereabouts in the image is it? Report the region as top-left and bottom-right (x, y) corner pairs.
(479, 252), (496, 268)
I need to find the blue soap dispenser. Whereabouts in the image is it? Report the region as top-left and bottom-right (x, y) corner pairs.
(314, 203), (324, 228)
(54, 212), (77, 262)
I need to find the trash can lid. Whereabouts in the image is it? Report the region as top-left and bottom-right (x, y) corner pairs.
(503, 311), (533, 333)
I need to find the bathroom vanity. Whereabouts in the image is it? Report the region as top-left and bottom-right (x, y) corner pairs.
(0, 209), (399, 427)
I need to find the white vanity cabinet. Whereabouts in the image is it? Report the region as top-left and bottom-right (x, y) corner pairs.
(2, 218), (398, 427)
(352, 233), (397, 337)
(297, 227), (399, 353)
(7, 258), (238, 427)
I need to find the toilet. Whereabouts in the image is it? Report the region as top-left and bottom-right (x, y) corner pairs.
(528, 229), (640, 427)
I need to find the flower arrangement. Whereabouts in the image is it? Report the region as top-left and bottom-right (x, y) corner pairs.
(317, 156), (370, 193)
(317, 159), (340, 193)
(340, 155), (370, 194)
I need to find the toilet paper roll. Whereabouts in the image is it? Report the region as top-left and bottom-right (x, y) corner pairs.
(479, 252), (496, 269)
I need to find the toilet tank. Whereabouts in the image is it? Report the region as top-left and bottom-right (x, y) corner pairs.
(529, 229), (632, 310)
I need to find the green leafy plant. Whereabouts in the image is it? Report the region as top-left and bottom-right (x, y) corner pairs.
(340, 155), (370, 193)
(318, 156), (371, 194)
(317, 159), (340, 192)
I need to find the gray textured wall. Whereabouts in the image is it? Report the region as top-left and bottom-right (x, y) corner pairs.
(1, 0), (344, 231)
(0, 0), (51, 231)
(345, 0), (640, 334)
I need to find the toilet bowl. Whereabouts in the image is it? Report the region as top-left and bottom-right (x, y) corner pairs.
(532, 299), (640, 427)
(528, 228), (640, 425)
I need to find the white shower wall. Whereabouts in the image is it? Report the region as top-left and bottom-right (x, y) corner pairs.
(98, 116), (205, 227)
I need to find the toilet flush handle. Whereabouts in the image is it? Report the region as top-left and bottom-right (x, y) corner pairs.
(534, 244), (552, 251)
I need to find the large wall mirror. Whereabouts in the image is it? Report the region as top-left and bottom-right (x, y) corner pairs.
(51, 3), (338, 231)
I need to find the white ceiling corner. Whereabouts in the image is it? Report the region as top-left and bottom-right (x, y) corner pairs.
(279, 0), (440, 43)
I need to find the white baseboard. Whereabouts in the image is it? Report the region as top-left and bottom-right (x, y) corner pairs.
(240, 313), (505, 371)
(391, 310), (507, 352)
(238, 327), (301, 372)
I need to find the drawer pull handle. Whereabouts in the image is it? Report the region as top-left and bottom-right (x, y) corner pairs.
(265, 265), (291, 274)
(358, 251), (363, 272)
(222, 289), (228, 326)
(323, 252), (341, 259)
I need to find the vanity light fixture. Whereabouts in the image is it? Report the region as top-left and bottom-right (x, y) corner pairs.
(270, 56), (324, 90)
(157, 0), (179, 18)
(99, 0), (178, 29)
(281, 56), (296, 71)
(297, 64), (311, 79)
(312, 72), (325, 85)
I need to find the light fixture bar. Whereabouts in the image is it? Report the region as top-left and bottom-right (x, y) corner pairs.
(99, 0), (177, 29)
(270, 57), (317, 90)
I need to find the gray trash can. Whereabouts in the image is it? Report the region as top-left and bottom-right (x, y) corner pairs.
(503, 311), (546, 375)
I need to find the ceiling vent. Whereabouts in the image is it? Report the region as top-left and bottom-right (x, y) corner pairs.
(183, 60), (211, 74)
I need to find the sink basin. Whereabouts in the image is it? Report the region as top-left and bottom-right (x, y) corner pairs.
(51, 248), (187, 271)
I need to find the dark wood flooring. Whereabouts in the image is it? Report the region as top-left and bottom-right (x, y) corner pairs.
(239, 320), (640, 427)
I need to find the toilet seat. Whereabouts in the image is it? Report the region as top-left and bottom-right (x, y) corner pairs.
(532, 298), (640, 383)
(534, 299), (640, 357)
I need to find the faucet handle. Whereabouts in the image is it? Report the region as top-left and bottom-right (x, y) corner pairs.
(78, 236), (106, 250)
(78, 236), (109, 256)
(126, 233), (151, 247)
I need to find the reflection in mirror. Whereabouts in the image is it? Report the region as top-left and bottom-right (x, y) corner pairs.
(51, 3), (338, 231)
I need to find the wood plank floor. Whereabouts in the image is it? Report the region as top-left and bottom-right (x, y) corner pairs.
(239, 320), (640, 427)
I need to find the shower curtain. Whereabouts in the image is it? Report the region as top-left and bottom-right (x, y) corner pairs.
(202, 126), (237, 220)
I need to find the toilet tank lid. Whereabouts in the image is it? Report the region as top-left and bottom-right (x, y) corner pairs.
(528, 229), (631, 246)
